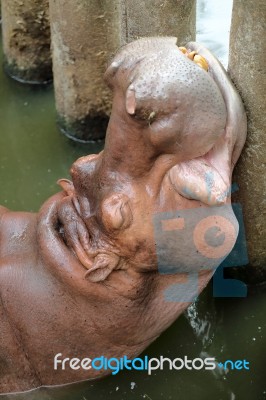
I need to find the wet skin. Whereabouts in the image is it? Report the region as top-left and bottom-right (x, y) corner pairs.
(0, 38), (246, 393)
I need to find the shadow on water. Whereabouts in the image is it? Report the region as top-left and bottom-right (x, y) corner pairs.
(0, 0), (266, 398)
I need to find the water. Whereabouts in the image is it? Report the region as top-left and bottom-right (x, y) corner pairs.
(0, 46), (103, 212)
(0, 1), (265, 399)
(196, 0), (233, 68)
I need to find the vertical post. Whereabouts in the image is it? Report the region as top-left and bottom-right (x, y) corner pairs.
(1, 0), (52, 84)
(49, 0), (196, 142)
(228, 0), (266, 283)
(119, 0), (196, 45)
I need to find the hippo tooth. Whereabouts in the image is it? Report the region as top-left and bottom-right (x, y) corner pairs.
(188, 50), (197, 60)
(178, 46), (187, 54)
(194, 54), (209, 71)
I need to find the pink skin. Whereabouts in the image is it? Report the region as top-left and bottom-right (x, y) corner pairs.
(0, 38), (246, 393)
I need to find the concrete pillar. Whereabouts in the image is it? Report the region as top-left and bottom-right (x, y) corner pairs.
(228, 0), (266, 283)
(1, 0), (52, 84)
(49, 0), (196, 142)
(119, 0), (196, 45)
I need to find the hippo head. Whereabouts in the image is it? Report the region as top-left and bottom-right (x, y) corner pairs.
(41, 37), (246, 288)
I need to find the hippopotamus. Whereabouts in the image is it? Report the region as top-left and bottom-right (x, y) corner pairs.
(0, 37), (246, 393)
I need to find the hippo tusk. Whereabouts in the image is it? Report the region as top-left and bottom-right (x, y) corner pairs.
(179, 47), (209, 71)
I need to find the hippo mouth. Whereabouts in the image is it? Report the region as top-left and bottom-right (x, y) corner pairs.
(101, 37), (246, 207)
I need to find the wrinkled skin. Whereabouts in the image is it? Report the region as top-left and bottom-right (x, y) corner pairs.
(0, 38), (246, 394)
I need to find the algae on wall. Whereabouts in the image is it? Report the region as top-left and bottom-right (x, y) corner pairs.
(1, 0), (52, 84)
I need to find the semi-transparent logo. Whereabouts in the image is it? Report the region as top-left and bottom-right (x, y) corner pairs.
(153, 201), (248, 301)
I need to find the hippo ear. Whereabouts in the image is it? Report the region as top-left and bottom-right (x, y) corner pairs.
(85, 264), (112, 283)
(126, 85), (136, 115)
(57, 179), (74, 196)
(85, 254), (119, 283)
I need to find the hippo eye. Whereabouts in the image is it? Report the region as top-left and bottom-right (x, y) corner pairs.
(101, 194), (133, 232)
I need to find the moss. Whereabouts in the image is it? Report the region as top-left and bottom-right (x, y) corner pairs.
(2, 0), (52, 84)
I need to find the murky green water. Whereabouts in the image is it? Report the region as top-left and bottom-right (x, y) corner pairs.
(0, 0), (265, 399)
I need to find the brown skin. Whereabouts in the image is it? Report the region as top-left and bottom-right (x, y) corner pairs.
(0, 38), (246, 394)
